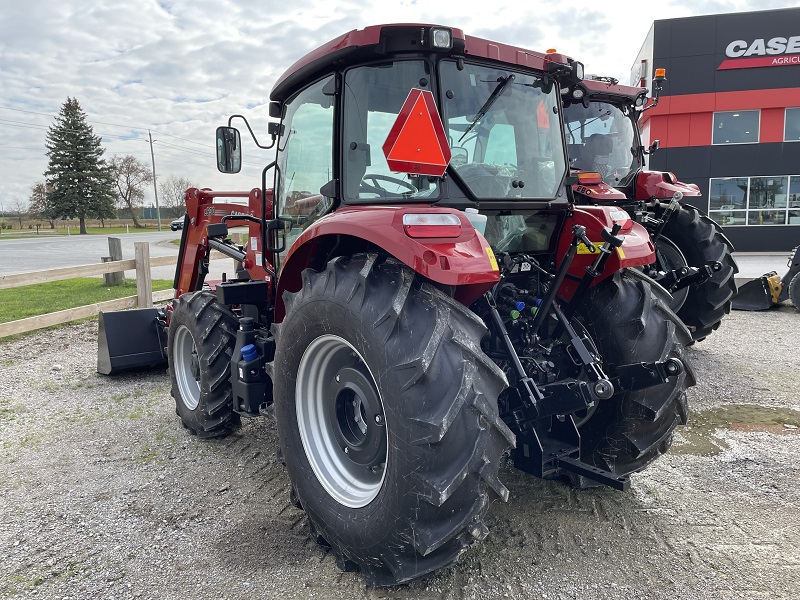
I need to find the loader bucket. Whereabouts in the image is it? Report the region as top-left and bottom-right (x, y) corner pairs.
(731, 272), (782, 311)
(97, 308), (167, 375)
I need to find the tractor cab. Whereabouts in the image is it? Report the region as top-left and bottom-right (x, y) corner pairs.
(217, 25), (583, 267)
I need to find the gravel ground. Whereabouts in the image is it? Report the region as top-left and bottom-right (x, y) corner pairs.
(1, 305), (799, 599)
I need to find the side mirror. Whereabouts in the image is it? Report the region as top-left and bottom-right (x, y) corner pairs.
(216, 126), (242, 174)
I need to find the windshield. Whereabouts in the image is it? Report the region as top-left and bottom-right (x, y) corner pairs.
(562, 100), (639, 186)
(440, 61), (566, 200)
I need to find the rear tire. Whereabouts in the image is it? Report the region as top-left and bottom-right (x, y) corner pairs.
(789, 271), (800, 310)
(657, 204), (738, 342)
(168, 291), (241, 438)
(271, 254), (514, 586)
(574, 269), (695, 476)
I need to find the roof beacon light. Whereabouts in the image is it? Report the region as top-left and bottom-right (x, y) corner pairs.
(431, 28), (452, 50)
(403, 213), (462, 238)
(654, 68), (666, 81)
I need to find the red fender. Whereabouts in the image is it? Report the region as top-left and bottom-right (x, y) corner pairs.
(635, 170), (701, 201)
(557, 206), (656, 301)
(274, 206), (500, 321)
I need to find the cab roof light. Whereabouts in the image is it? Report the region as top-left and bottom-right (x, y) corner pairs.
(403, 213), (462, 238)
(430, 27), (453, 50)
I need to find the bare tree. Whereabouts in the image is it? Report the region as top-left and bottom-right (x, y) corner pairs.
(158, 174), (194, 218)
(111, 155), (153, 228)
(28, 181), (58, 228)
(11, 197), (28, 228)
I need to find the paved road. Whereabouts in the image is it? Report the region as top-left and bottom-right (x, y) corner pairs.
(0, 231), (236, 282)
(0, 231), (792, 282)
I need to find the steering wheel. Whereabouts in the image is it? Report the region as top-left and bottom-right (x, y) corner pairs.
(360, 173), (417, 197)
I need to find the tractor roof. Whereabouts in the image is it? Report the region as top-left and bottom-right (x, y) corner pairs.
(583, 77), (647, 103)
(271, 23), (574, 102)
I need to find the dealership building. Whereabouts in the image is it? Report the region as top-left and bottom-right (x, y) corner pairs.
(632, 7), (800, 251)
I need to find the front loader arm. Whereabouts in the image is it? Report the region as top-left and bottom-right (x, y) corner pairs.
(174, 187), (275, 297)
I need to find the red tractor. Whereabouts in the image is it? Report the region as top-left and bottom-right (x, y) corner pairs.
(101, 25), (694, 585)
(559, 70), (738, 341)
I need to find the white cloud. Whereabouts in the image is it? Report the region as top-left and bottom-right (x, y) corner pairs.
(0, 0), (793, 209)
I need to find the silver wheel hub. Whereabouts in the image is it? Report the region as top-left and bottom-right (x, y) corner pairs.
(296, 335), (388, 508)
(173, 325), (201, 410)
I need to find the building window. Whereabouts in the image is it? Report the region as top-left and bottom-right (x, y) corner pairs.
(785, 108), (800, 142)
(790, 176), (800, 224)
(709, 175), (800, 226)
(712, 110), (759, 145)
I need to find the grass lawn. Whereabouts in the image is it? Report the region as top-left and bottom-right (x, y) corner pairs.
(0, 278), (174, 323)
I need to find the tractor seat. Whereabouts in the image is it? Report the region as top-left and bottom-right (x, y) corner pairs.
(583, 134), (613, 169)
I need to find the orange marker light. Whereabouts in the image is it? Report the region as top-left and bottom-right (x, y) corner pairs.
(654, 68), (666, 78)
(546, 48), (557, 54)
(577, 172), (603, 185)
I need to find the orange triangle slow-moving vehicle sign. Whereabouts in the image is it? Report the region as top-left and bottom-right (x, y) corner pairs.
(382, 89), (452, 177)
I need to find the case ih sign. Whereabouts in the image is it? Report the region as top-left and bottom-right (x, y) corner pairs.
(718, 35), (800, 70)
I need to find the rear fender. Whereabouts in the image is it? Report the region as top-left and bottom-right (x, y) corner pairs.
(274, 207), (499, 321)
(635, 170), (701, 201)
(557, 206), (655, 301)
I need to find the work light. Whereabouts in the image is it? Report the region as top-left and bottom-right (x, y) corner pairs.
(430, 28), (452, 50)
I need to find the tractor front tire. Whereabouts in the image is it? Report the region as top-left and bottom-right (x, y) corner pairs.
(271, 254), (514, 586)
(168, 291), (241, 438)
(575, 269), (695, 476)
(657, 204), (738, 341)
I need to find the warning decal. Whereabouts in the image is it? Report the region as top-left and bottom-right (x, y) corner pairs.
(382, 89), (452, 177)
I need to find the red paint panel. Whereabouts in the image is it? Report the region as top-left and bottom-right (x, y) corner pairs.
(644, 88), (800, 118)
(689, 113), (713, 146)
(671, 94), (715, 114)
(718, 56), (800, 70)
(667, 114), (691, 147)
(648, 115), (669, 146)
(760, 107), (785, 143)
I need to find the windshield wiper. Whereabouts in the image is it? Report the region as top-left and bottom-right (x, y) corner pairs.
(458, 74), (515, 143)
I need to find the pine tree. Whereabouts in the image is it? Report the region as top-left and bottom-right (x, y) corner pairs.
(44, 98), (116, 234)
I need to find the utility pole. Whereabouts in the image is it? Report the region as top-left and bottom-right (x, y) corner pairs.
(148, 130), (162, 231)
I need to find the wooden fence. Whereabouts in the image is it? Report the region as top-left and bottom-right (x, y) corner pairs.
(0, 242), (176, 338)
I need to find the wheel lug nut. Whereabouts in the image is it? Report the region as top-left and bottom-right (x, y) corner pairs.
(335, 375), (340, 382)
(343, 447), (349, 454)
(374, 414), (383, 424)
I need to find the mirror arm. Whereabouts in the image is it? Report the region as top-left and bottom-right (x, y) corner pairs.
(228, 114), (277, 150)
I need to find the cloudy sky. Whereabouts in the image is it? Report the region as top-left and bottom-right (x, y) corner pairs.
(0, 0), (791, 211)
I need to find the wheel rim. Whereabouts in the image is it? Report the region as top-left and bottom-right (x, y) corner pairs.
(654, 237), (690, 313)
(173, 324), (201, 410)
(296, 334), (388, 508)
